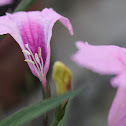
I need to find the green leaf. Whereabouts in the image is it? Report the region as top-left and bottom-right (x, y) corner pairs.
(53, 102), (68, 126)
(14, 0), (38, 12)
(0, 87), (83, 126)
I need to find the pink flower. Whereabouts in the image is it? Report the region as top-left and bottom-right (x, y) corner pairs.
(0, 0), (13, 6)
(0, 8), (73, 89)
(72, 41), (126, 126)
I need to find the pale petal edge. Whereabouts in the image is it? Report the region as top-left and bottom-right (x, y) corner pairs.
(108, 86), (126, 126)
(72, 41), (125, 75)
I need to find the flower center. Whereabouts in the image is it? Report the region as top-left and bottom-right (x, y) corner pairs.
(22, 44), (44, 79)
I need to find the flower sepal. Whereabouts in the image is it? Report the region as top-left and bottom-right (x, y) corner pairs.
(54, 101), (68, 126)
(52, 61), (72, 126)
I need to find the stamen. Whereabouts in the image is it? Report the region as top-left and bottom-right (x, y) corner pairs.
(28, 55), (40, 77)
(24, 59), (35, 64)
(25, 44), (29, 49)
(35, 53), (40, 63)
(22, 50), (30, 55)
(40, 56), (44, 72)
(24, 43), (44, 79)
(33, 64), (40, 77)
(38, 47), (41, 58)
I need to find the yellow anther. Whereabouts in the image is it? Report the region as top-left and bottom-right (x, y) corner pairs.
(25, 44), (29, 49)
(52, 61), (72, 95)
(22, 50), (30, 55)
(24, 59), (35, 65)
(38, 47), (41, 58)
(35, 53), (40, 63)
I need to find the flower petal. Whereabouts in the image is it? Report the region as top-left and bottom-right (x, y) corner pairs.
(108, 86), (126, 126)
(0, 8), (73, 87)
(111, 73), (126, 87)
(72, 41), (126, 75)
(5, 11), (46, 78)
(72, 41), (126, 126)
(39, 8), (74, 75)
(0, 0), (13, 6)
(40, 8), (74, 47)
(0, 15), (24, 48)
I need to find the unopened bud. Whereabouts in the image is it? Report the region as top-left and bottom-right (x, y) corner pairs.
(52, 61), (72, 95)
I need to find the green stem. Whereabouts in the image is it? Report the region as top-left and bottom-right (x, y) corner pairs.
(41, 84), (45, 100)
(14, 0), (38, 12)
(41, 84), (47, 126)
(43, 112), (48, 126)
(41, 82), (51, 126)
(53, 120), (59, 126)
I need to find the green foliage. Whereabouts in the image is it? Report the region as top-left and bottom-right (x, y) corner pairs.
(0, 87), (83, 126)
(14, 0), (38, 12)
(54, 102), (68, 126)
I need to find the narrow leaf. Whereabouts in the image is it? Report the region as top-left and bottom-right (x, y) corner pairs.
(14, 0), (38, 12)
(0, 87), (83, 126)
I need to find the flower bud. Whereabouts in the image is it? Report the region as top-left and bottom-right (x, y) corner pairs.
(52, 61), (72, 95)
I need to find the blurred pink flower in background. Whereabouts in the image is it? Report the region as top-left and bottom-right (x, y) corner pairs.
(72, 41), (126, 126)
(0, 8), (73, 89)
(0, 0), (13, 6)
